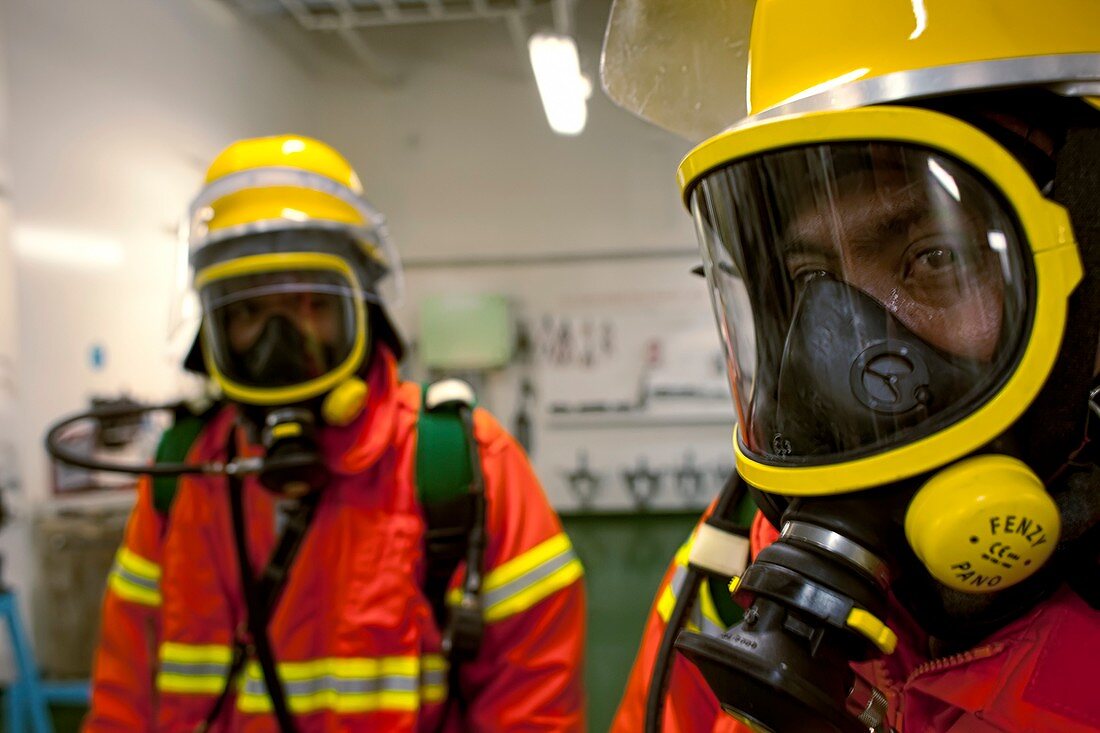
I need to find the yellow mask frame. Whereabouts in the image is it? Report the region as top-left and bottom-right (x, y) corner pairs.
(679, 105), (1084, 495)
(194, 252), (370, 407)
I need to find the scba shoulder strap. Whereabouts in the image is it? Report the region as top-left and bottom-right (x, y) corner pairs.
(416, 379), (488, 666)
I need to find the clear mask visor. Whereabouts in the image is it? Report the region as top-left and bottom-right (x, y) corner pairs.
(692, 141), (1032, 466)
(198, 269), (363, 391)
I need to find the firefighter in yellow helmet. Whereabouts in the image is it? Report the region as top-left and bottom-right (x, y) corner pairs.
(604, 2), (1100, 732)
(85, 135), (586, 732)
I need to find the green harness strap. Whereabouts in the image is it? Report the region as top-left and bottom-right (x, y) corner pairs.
(415, 384), (474, 503)
(152, 414), (207, 516)
(415, 383), (479, 638)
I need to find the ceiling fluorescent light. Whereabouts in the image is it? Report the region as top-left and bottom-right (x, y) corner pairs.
(528, 32), (591, 136)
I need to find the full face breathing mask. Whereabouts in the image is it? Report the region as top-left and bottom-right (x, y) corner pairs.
(662, 105), (1096, 732)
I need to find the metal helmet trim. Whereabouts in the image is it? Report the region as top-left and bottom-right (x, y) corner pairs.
(189, 166), (389, 254)
(753, 53), (1100, 122)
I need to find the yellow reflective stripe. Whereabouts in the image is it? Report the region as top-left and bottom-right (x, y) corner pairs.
(655, 584), (676, 624)
(484, 534), (573, 592)
(108, 546), (163, 606)
(655, 539), (692, 624)
(673, 538), (692, 567)
(157, 673), (227, 695)
(446, 533), (584, 623)
(239, 689), (421, 714)
(421, 684), (447, 704)
(483, 556), (583, 622)
(107, 573), (162, 607)
(245, 655), (420, 681)
(236, 655), (447, 715)
(656, 575), (702, 634)
(420, 653), (448, 704)
(422, 654), (447, 674)
(156, 643), (234, 697)
(655, 537), (727, 636)
(117, 546), (162, 581)
(675, 533), (726, 628)
(160, 642), (234, 665)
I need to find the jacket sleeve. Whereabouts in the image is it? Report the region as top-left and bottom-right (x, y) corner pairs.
(85, 476), (165, 732)
(455, 410), (587, 733)
(611, 510), (763, 733)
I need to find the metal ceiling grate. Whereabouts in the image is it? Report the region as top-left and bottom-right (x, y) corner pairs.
(270, 0), (542, 30)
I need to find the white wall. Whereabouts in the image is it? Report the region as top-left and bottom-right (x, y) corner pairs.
(0, 3), (24, 611)
(0, 0), (326, 675)
(4, 0), (320, 509)
(0, 6), (17, 488)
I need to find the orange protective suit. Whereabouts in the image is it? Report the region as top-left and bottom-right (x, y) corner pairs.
(86, 349), (586, 732)
(612, 509), (1099, 733)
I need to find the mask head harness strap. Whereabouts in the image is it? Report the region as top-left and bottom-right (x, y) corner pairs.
(1028, 120), (1100, 471)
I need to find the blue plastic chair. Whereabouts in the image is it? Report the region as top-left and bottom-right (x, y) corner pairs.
(0, 591), (89, 733)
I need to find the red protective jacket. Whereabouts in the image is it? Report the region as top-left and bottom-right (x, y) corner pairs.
(613, 508), (1100, 733)
(86, 349), (586, 732)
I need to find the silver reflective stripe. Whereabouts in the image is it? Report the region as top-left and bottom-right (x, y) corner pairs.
(422, 668), (447, 688)
(189, 166), (384, 225)
(481, 547), (578, 609)
(669, 563), (726, 639)
(160, 662), (230, 677)
(689, 604), (727, 640)
(244, 674), (419, 697)
(668, 565), (688, 597)
(113, 564), (159, 591)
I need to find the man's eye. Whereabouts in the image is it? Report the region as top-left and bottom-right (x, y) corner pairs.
(914, 247), (957, 270)
(793, 267), (832, 283)
(904, 232), (985, 283)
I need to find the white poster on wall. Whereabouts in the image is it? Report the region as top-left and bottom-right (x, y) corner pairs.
(529, 286), (735, 512)
(400, 256), (741, 513)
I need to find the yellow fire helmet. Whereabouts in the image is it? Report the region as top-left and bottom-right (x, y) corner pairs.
(603, 0), (1100, 493)
(183, 135), (404, 414)
(605, 1), (1100, 603)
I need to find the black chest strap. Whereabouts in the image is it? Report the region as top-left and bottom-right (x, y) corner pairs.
(201, 436), (319, 733)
